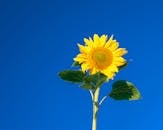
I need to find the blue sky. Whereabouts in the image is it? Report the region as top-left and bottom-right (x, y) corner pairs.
(0, 0), (163, 130)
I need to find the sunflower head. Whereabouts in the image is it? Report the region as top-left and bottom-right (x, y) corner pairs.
(73, 34), (127, 80)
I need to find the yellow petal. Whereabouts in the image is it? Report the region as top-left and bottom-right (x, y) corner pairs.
(99, 35), (107, 46)
(105, 35), (113, 47)
(105, 35), (119, 51)
(93, 34), (100, 41)
(81, 63), (88, 72)
(93, 34), (100, 47)
(84, 38), (91, 46)
(113, 57), (126, 66)
(101, 69), (115, 79)
(109, 65), (119, 72)
(78, 44), (88, 53)
(110, 41), (119, 51)
(114, 48), (128, 56)
(73, 54), (86, 63)
(90, 68), (97, 74)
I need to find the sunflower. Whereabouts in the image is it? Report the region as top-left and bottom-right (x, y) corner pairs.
(73, 34), (127, 80)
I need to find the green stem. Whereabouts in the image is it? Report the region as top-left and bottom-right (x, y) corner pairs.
(92, 88), (100, 130)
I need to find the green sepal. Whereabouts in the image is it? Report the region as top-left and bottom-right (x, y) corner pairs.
(81, 72), (107, 89)
(118, 62), (128, 71)
(109, 80), (141, 100)
(58, 70), (85, 83)
(80, 77), (94, 90)
(72, 61), (81, 67)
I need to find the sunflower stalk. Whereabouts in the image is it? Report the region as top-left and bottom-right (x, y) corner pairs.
(92, 88), (100, 130)
(91, 88), (109, 130)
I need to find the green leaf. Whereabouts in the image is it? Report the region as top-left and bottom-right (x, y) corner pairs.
(109, 80), (141, 100)
(72, 61), (81, 67)
(58, 70), (85, 83)
(80, 78), (94, 90)
(82, 72), (107, 89)
(118, 62), (128, 71)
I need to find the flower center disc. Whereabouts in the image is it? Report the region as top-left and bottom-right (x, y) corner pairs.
(92, 48), (113, 69)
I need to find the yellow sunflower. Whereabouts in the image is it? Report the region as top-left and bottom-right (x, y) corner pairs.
(73, 34), (127, 80)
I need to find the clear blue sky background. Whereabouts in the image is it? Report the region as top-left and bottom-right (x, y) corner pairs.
(0, 0), (163, 130)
